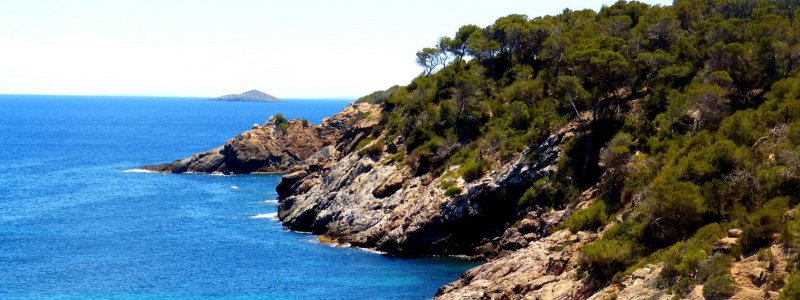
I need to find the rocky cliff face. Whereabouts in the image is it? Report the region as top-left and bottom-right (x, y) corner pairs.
(141, 103), (379, 174)
(276, 124), (577, 256)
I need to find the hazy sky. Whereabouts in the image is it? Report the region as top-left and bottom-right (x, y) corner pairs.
(0, 0), (672, 98)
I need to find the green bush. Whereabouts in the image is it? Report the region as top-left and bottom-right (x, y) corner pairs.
(781, 271), (800, 300)
(757, 248), (777, 270)
(358, 140), (384, 156)
(274, 113), (287, 125)
(563, 201), (608, 233)
(599, 132), (634, 168)
(698, 254), (734, 281)
(703, 275), (736, 300)
(658, 224), (726, 285)
(741, 197), (789, 253)
(277, 122), (289, 132)
(518, 187), (537, 207)
(273, 113), (289, 132)
(581, 239), (634, 277)
(641, 181), (706, 245)
(444, 186), (463, 196)
(301, 119), (309, 126)
(439, 180), (455, 190)
(460, 159), (487, 181)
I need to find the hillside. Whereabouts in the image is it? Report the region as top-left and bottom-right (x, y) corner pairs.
(210, 89), (281, 102)
(150, 0), (800, 298)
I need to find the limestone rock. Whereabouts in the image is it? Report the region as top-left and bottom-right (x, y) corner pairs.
(436, 230), (596, 299)
(277, 125), (576, 256)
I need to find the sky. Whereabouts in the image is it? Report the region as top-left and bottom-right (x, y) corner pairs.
(0, 0), (672, 99)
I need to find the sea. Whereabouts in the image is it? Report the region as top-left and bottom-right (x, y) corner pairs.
(0, 95), (475, 300)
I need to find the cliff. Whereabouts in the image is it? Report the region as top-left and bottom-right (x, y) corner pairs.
(276, 123), (576, 256)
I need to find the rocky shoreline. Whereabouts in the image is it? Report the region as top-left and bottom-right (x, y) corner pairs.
(141, 103), (650, 298)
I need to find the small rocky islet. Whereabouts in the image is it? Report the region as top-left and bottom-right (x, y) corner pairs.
(209, 89), (281, 102)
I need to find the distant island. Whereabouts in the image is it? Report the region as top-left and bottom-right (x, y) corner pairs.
(210, 90), (281, 102)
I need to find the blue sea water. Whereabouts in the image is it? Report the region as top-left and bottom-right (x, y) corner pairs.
(0, 95), (475, 299)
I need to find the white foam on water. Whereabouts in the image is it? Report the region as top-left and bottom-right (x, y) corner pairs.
(229, 185), (239, 189)
(122, 168), (157, 173)
(356, 247), (387, 255)
(262, 199), (279, 204)
(249, 213), (278, 220)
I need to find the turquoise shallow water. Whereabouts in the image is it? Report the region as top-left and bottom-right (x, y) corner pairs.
(0, 95), (475, 299)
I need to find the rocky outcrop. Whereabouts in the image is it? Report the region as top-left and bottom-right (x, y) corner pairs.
(141, 103), (380, 174)
(436, 229), (599, 299)
(276, 124), (577, 256)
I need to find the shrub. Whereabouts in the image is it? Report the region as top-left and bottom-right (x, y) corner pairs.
(444, 186), (463, 196)
(518, 187), (537, 207)
(658, 224), (726, 285)
(599, 132), (634, 168)
(277, 122), (289, 132)
(581, 239), (634, 278)
(702, 275), (736, 300)
(757, 248), (777, 270)
(781, 271), (800, 300)
(355, 137), (374, 150)
(301, 119), (309, 126)
(563, 201), (608, 233)
(358, 140), (384, 156)
(273, 113), (289, 132)
(641, 181), (706, 246)
(460, 158), (487, 181)
(698, 254), (734, 281)
(509, 101), (531, 130)
(741, 197), (789, 253)
(274, 113), (287, 125)
(409, 148), (434, 175)
(439, 180), (455, 190)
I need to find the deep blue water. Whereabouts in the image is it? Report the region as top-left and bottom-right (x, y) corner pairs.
(0, 95), (474, 299)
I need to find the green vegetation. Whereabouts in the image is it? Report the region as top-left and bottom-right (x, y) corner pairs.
(563, 201), (608, 233)
(444, 186), (463, 196)
(273, 113), (287, 124)
(358, 139), (384, 157)
(273, 113), (289, 131)
(360, 0), (800, 292)
(703, 274), (737, 300)
(781, 271), (800, 300)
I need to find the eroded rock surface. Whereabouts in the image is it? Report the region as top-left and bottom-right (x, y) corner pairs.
(277, 125), (577, 256)
(436, 229), (598, 299)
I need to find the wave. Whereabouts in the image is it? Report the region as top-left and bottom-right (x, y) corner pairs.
(249, 213), (278, 220)
(229, 185), (239, 189)
(122, 168), (157, 173)
(262, 199), (279, 204)
(356, 247), (387, 255)
(312, 236), (386, 255)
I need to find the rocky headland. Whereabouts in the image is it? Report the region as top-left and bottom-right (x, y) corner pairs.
(141, 103), (380, 174)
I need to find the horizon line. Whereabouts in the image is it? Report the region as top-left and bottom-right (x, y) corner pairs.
(0, 92), (357, 101)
